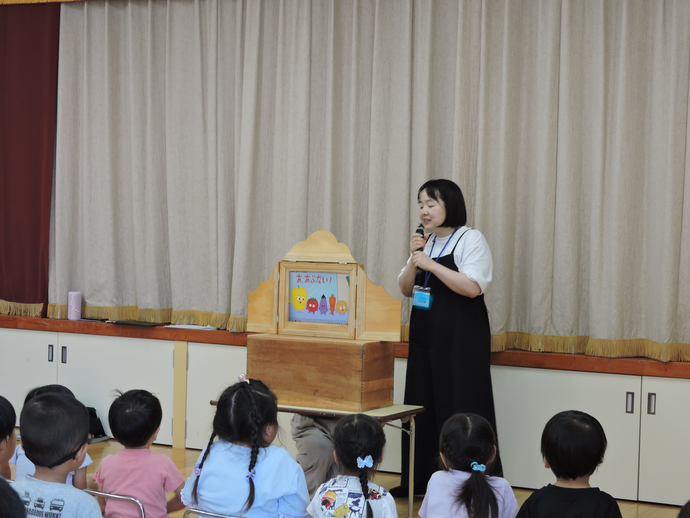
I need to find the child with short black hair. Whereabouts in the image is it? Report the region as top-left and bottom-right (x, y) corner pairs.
(420, 413), (517, 518)
(11, 393), (101, 517)
(0, 396), (17, 480)
(183, 375), (310, 517)
(308, 414), (396, 518)
(0, 477), (25, 518)
(516, 410), (622, 518)
(94, 389), (185, 518)
(10, 384), (92, 488)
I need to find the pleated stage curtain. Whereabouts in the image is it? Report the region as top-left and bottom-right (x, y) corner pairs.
(0, 3), (60, 317)
(49, 0), (690, 360)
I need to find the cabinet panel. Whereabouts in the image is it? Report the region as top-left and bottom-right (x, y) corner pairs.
(638, 376), (690, 505)
(186, 343), (247, 450)
(0, 328), (59, 423)
(56, 333), (175, 445)
(492, 365), (641, 500)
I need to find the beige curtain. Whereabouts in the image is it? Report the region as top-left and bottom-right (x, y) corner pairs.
(49, 0), (690, 360)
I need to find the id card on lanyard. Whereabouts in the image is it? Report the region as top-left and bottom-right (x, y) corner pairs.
(412, 228), (459, 310)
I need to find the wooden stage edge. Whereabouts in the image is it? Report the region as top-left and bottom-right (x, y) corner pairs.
(2, 315), (690, 379)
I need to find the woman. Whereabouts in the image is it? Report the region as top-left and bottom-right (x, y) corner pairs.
(394, 179), (501, 496)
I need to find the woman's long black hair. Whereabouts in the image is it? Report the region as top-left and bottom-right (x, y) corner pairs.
(191, 378), (278, 513)
(439, 413), (499, 518)
(333, 414), (386, 518)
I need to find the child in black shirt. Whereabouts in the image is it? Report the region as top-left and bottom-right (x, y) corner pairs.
(517, 410), (622, 518)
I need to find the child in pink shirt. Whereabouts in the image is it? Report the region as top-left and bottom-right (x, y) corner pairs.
(94, 390), (185, 518)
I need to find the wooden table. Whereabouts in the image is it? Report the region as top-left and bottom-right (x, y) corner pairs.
(278, 403), (424, 518)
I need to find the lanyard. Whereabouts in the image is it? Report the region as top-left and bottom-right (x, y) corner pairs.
(423, 227), (459, 288)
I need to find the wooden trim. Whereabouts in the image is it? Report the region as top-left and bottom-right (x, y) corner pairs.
(0, 316), (248, 346)
(3, 315), (690, 379)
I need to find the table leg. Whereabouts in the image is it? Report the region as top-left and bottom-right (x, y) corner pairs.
(408, 415), (415, 518)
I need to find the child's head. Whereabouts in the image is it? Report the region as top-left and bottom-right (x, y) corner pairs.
(109, 389), (162, 448)
(678, 499), (690, 518)
(23, 384), (75, 408)
(20, 393), (90, 472)
(192, 376), (278, 512)
(0, 396), (17, 464)
(417, 179), (467, 228)
(0, 477), (25, 518)
(439, 413), (498, 518)
(333, 414), (386, 518)
(541, 410), (607, 481)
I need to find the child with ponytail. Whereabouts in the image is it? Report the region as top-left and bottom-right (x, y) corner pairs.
(420, 413), (518, 518)
(182, 375), (310, 517)
(308, 414), (396, 518)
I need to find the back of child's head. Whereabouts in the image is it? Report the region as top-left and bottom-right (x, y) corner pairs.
(439, 413), (498, 518)
(678, 499), (690, 518)
(20, 392), (89, 469)
(541, 410), (607, 480)
(192, 376), (278, 512)
(108, 389), (162, 447)
(0, 395), (16, 442)
(23, 384), (75, 408)
(333, 414), (386, 518)
(0, 477), (26, 518)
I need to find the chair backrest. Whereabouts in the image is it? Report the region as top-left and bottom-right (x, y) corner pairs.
(183, 508), (240, 518)
(84, 489), (146, 518)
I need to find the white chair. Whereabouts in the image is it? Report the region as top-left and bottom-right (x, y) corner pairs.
(84, 489), (146, 518)
(183, 508), (239, 518)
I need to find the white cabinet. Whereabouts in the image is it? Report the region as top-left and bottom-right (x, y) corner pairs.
(491, 366), (641, 500)
(638, 376), (690, 506)
(0, 329), (175, 445)
(0, 328), (59, 423)
(492, 365), (690, 506)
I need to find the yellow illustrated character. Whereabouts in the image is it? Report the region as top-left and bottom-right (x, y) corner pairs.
(291, 286), (308, 312)
(336, 300), (348, 315)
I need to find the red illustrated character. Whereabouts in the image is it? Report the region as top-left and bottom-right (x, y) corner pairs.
(306, 298), (319, 313)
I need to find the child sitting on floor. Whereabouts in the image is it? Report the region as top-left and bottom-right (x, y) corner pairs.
(0, 396), (16, 480)
(516, 410), (622, 518)
(308, 413), (396, 518)
(94, 389), (186, 518)
(183, 375), (310, 517)
(419, 413), (517, 518)
(11, 392), (101, 518)
(10, 384), (92, 488)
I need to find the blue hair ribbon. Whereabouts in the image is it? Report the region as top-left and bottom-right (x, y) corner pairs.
(357, 455), (374, 469)
(470, 462), (486, 472)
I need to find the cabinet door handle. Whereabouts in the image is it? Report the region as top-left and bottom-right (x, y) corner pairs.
(48, 344), (54, 362)
(625, 392), (634, 413)
(647, 393), (656, 415)
(61, 346), (67, 364)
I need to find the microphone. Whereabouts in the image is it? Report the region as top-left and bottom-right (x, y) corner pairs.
(415, 227), (425, 252)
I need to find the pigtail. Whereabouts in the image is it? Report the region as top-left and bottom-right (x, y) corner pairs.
(191, 432), (216, 505)
(358, 458), (373, 518)
(241, 387), (262, 514)
(456, 449), (498, 518)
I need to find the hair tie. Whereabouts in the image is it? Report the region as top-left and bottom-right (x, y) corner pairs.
(357, 455), (374, 469)
(246, 468), (256, 481)
(470, 462), (486, 472)
(194, 464), (201, 476)
(238, 373), (250, 384)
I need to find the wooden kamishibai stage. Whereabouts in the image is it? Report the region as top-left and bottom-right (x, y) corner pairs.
(247, 334), (394, 411)
(246, 230), (401, 411)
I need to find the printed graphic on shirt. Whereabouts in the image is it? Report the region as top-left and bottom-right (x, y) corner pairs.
(316, 482), (387, 517)
(19, 490), (66, 517)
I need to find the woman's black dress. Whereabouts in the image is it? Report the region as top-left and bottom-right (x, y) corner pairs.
(400, 236), (502, 492)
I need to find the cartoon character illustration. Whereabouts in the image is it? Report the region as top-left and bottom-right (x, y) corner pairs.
(329, 294), (336, 314)
(336, 300), (348, 315)
(307, 298), (319, 314)
(319, 295), (328, 314)
(291, 286), (307, 312)
(321, 490), (337, 512)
